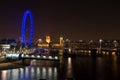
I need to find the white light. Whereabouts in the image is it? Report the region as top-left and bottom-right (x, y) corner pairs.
(43, 56), (46, 58)
(31, 55), (35, 58)
(37, 55), (40, 58)
(0, 44), (10, 49)
(68, 48), (71, 53)
(6, 54), (19, 59)
(48, 67), (52, 76)
(13, 54), (19, 58)
(68, 57), (71, 64)
(48, 56), (52, 59)
(99, 39), (103, 42)
(55, 56), (58, 59)
(1, 71), (7, 80)
(6, 54), (12, 58)
(21, 54), (24, 58)
(25, 55), (29, 57)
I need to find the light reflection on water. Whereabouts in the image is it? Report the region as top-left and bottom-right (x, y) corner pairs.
(67, 57), (73, 78)
(0, 55), (120, 80)
(1, 71), (7, 80)
(0, 66), (57, 80)
(60, 55), (120, 80)
(95, 56), (119, 80)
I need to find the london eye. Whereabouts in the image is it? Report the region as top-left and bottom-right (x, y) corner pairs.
(21, 10), (34, 46)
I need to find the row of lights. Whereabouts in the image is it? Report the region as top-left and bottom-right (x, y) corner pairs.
(5, 54), (59, 60)
(23, 55), (58, 60)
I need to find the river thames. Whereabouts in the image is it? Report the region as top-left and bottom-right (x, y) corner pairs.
(0, 55), (120, 80)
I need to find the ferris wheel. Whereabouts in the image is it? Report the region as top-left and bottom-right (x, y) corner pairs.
(21, 10), (34, 46)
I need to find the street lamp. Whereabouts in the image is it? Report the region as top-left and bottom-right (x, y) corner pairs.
(38, 39), (42, 43)
(99, 39), (102, 54)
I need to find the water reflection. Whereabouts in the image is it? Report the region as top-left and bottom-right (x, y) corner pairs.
(112, 56), (118, 80)
(67, 57), (73, 77)
(0, 67), (57, 80)
(1, 55), (120, 80)
(95, 56), (119, 80)
(1, 71), (7, 80)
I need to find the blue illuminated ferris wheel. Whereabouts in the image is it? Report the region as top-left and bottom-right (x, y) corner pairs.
(21, 10), (34, 46)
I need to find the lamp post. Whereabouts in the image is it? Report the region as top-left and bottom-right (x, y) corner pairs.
(38, 39), (42, 43)
(99, 39), (102, 54)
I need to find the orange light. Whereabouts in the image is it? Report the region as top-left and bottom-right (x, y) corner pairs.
(46, 36), (51, 43)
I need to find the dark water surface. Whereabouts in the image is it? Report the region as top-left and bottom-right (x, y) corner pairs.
(1, 55), (120, 80)
(60, 56), (120, 80)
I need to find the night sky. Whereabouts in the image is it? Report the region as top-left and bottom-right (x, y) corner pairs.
(0, 0), (120, 42)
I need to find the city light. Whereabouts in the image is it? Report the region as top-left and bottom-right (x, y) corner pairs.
(99, 38), (103, 53)
(55, 56), (58, 59)
(37, 55), (40, 58)
(46, 36), (51, 43)
(1, 1), (120, 80)
(48, 56), (52, 59)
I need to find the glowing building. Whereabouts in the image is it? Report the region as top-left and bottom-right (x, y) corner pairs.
(37, 35), (64, 48)
(46, 36), (51, 43)
(60, 36), (64, 46)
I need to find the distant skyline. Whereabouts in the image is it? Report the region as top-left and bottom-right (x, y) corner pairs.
(0, 1), (120, 42)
